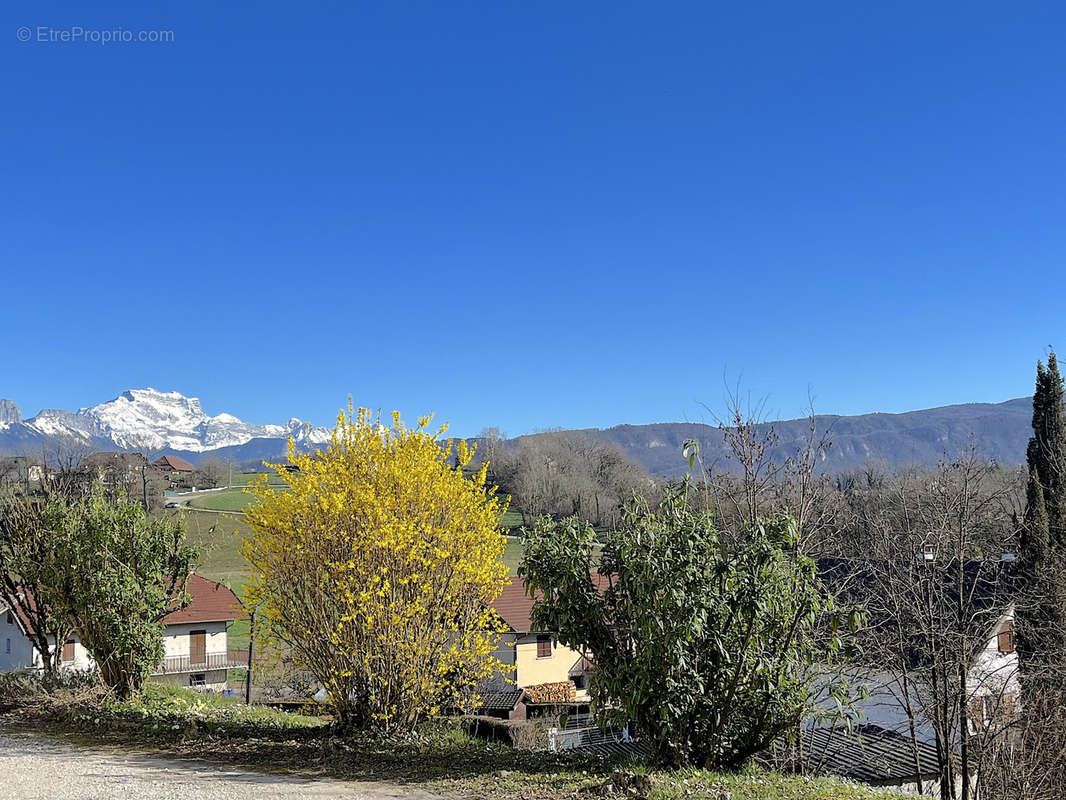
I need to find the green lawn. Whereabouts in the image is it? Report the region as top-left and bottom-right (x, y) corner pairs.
(180, 508), (252, 585)
(227, 471), (290, 487)
(187, 487), (257, 513)
(500, 509), (526, 531)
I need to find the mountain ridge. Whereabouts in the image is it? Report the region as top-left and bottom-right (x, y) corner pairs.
(0, 391), (1035, 475)
(562, 396), (1033, 475)
(0, 388), (329, 461)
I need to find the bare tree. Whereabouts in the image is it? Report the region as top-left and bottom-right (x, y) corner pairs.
(841, 449), (1022, 799)
(686, 389), (838, 552)
(490, 431), (654, 528)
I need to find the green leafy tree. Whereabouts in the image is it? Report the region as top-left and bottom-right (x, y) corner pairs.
(34, 483), (198, 697)
(519, 485), (852, 769)
(0, 492), (72, 675)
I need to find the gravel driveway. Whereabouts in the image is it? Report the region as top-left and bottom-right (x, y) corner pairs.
(0, 730), (438, 800)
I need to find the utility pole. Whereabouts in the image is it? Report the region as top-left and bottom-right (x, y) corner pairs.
(244, 609), (256, 705)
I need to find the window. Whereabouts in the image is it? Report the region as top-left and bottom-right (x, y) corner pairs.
(572, 674), (585, 690)
(5, 638), (10, 655)
(997, 620), (1015, 654)
(536, 635), (552, 659)
(5, 611), (12, 625)
(62, 640), (75, 663)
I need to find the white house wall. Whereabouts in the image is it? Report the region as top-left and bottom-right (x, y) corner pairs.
(162, 622), (227, 658)
(0, 609), (35, 672)
(48, 635), (94, 671)
(23, 623), (231, 675)
(812, 612), (1019, 750)
(970, 608), (1019, 704)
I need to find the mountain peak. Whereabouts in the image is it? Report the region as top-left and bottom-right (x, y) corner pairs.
(22, 388), (329, 454)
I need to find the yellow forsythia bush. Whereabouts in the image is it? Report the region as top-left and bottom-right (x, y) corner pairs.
(242, 404), (510, 735)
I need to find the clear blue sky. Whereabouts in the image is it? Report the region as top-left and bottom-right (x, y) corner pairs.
(3, 2), (1064, 437)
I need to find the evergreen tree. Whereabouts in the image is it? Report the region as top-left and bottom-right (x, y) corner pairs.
(1018, 354), (1066, 690)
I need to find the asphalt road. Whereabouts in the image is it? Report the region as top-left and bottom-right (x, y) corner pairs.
(0, 730), (438, 800)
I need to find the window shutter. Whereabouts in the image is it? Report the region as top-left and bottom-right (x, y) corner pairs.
(997, 620), (1015, 654)
(536, 635), (552, 658)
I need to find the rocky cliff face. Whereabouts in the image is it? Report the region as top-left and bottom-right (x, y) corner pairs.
(0, 399), (22, 427)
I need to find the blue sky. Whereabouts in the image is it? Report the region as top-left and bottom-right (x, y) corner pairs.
(2, 2), (1064, 437)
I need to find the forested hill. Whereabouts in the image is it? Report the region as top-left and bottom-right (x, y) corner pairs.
(510, 397), (1034, 477)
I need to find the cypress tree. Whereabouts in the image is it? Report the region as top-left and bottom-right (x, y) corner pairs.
(1029, 356), (1066, 536)
(1018, 354), (1066, 688)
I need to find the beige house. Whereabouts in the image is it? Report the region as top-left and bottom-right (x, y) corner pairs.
(1, 574), (246, 691)
(487, 577), (592, 709)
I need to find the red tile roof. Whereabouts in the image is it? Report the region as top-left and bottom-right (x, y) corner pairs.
(153, 455), (196, 472)
(492, 574), (610, 634)
(166, 573), (245, 624)
(492, 577), (541, 633)
(0, 591), (40, 637)
(4, 574), (244, 634)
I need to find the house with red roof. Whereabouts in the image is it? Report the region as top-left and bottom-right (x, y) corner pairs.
(0, 574), (246, 691)
(152, 455), (196, 473)
(486, 577), (593, 714)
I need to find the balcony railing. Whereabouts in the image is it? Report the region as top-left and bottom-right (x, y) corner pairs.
(153, 650), (248, 675)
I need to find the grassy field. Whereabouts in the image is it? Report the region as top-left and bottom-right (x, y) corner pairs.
(186, 487), (262, 513)
(500, 508), (526, 531)
(192, 483), (531, 522)
(227, 471), (290, 487)
(188, 476), (531, 526)
(185, 506), (527, 584)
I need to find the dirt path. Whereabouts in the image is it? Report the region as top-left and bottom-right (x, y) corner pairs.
(0, 730), (439, 800)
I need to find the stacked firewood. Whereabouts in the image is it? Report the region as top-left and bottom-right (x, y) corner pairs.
(524, 681), (576, 704)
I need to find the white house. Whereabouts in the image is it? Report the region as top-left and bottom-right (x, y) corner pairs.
(1, 605), (36, 673)
(0, 574), (246, 691)
(805, 605), (1018, 796)
(968, 606), (1019, 732)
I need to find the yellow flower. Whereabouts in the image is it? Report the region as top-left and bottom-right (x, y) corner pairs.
(240, 403), (511, 736)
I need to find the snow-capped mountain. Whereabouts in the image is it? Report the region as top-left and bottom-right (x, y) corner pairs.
(0, 389), (330, 458)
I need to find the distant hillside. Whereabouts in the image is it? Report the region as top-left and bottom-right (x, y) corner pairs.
(507, 398), (1034, 477)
